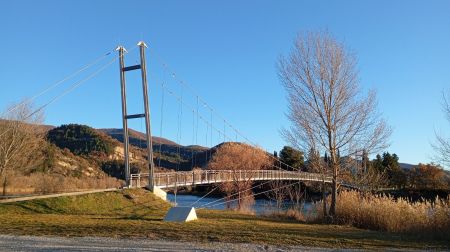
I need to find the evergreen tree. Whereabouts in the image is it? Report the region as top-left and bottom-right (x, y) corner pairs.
(372, 154), (384, 172)
(279, 146), (304, 171)
(372, 152), (406, 188)
(382, 152), (400, 170)
(305, 148), (323, 173)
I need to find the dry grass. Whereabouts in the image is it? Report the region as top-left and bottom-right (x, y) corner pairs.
(0, 189), (448, 249)
(265, 208), (306, 222)
(313, 190), (450, 240)
(4, 174), (121, 195)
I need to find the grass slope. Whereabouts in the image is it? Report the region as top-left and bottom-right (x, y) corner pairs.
(0, 189), (447, 250)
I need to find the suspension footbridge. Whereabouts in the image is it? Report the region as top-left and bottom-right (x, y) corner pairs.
(130, 170), (332, 189)
(2, 40), (342, 209)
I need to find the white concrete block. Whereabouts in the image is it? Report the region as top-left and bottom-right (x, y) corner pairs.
(163, 207), (198, 222)
(147, 186), (167, 201)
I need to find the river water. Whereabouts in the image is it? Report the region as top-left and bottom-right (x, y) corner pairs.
(167, 193), (314, 215)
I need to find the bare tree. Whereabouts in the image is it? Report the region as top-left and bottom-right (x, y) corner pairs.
(278, 31), (391, 218)
(208, 142), (271, 210)
(0, 101), (44, 195)
(265, 180), (288, 209)
(286, 183), (304, 210)
(433, 90), (450, 168)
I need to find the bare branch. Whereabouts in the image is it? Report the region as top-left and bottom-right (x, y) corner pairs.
(432, 90), (450, 168)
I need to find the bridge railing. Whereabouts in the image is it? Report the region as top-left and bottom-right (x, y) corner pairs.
(130, 170), (332, 189)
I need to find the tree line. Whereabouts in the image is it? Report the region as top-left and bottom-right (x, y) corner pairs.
(276, 145), (449, 191)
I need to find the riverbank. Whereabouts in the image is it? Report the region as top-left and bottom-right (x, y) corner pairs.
(0, 189), (447, 250)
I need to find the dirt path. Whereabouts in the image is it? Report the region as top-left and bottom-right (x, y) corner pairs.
(0, 235), (362, 252)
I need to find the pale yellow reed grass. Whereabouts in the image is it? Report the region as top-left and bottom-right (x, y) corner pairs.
(312, 190), (449, 239)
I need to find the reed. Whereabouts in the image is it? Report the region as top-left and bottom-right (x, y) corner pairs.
(313, 190), (450, 240)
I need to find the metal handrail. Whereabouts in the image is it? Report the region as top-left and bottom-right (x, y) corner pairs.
(130, 170), (333, 189)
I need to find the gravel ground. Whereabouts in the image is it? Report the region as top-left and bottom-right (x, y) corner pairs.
(0, 235), (365, 252)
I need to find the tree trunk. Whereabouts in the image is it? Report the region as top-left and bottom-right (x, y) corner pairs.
(329, 150), (338, 218)
(297, 184), (301, 209)
(238, 191), (241, 210)
(322, 180), (327, 219)
(2, 176), (7, 196)
(330, 176), (337, 217)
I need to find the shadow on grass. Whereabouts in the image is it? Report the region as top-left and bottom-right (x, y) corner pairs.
(13, 200), (65, 214)
(90, 215), (164, 222)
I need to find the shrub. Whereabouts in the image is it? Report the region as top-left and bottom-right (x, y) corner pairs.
(409, 163), (449, 190)
(208, 142), (271, 211)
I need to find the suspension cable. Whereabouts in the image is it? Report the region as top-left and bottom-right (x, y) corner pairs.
(210, 108), (213, 160)
(190, 164), (291, 209)
(205, 122), (208, 163)
(158, 82), (165, 168)
(1, 49), (114, 118)
(1, 47), (133, 139)
(29, 52), (125, 117)
(196, 96), (199, 145)
(190, 186), (219, 207)
(148, 49), (301, 172)
(198, 179), (274, 208)
(155, 80), (297, 172)
(191, 109), (195, 169)
(204, 181), (301, 209)
(148, 47), (259, 145)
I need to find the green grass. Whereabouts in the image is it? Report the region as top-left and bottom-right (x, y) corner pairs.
(0, 189), (448, 250)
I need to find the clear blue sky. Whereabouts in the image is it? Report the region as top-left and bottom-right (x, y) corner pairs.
(1, 1), (449, 166)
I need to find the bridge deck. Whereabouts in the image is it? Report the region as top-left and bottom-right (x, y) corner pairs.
(130, 170), (332, 189)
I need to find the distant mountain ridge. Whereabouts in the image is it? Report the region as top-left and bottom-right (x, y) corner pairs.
(99, 128), (211, 170)
(99, 128), (180, 146)
(399, 163), (416, 170)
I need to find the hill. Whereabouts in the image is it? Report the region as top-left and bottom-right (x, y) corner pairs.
(1, 120), (257, 189)
(99, 128), (209, 171)
(48, 124), (119, 155)
(399, 162), (416, 170)
(100, 128), (179, 146)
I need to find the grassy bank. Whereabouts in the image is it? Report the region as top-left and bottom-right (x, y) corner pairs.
(2, 174), (121, 196)
(0, 189), (448, 250)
